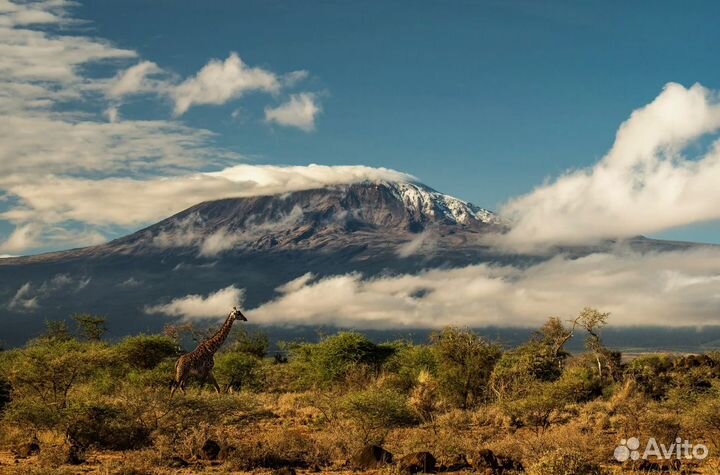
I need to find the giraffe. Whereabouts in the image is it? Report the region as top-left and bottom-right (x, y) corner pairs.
(170, 306), (247, 396)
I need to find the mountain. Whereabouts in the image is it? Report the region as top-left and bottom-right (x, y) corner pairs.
(14, 181), (502, 262)
(0, 180), (700, 346)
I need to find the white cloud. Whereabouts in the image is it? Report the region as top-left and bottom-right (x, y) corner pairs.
(146, 285), (244, 319)
(396, 230), (436, 258)
(118, 277), (142, 288)
(152, 204), (306, 257)
(107, 60), (163, 98)
(282, 70), (309, 87)
(264, 92), (320, 131)
(0, 223), (41, 254)
(207, 163), (414, 189)
(172, 52), (280, 115)
(8, 282), (37, 311)
(500, 83), (720, 251)
(198, 228), (240, 257)
(0, 165), (413, 231)
(6, 273), (91, 311)
(248, 247), (720, 328)
(0, 115), (235, 176)
(0, 14), (134, 87)
(104, 106), (119, 123)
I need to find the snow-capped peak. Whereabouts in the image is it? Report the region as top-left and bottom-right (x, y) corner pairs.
(382, 181), (498, 225)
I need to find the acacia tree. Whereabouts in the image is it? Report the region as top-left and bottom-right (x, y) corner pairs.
(0, 340), (114, 430)
(577, 307), (614, 379)
(73, 314), (107, 341)
(490, 317), (574, 400)
(431, 327), (502, 408)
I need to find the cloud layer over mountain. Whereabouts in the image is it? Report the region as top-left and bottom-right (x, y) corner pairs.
(244, 247), (720, 328)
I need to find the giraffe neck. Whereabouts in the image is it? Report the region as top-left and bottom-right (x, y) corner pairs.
(199, 314), (235, 354)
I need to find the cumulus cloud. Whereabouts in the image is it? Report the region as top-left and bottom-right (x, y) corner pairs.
(248, 247), (720, 328)
(172, 53), (280, 115)
(146, 285), (244, 319)
(107, 61), (163, 98)
(500, 83), (720, 251)
(265, 93), (321, 131)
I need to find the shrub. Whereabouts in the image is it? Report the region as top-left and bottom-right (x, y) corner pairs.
(290, 332), (395, 387)
(72, 314), (107, 341)
(408, 370), (439, 422)
(381, 343), (437, 393)
(500, 381), (567, 432)
(625, 354), (675, 400)
(125, 359), (176, 388)
(527, 448), (605, 475)
(490, 318), (575, 401)
(214, 352), (263, 391)
(0, 340), (114, 411)
(553, 361), (603, 403)
(341, 387), (416, 443)
(115, 334), (179, 370)
(66, 403), (151, 450)
(229, 327), (270, 358)
(0, 374), (10, 413)
(227, 427), (331, 470)
(2, 397), (63, 429)
(431, 327), (502, 408)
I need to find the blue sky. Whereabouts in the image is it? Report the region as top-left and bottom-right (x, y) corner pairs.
(1, 0), (720, 255)
(81, 0), (720, 240)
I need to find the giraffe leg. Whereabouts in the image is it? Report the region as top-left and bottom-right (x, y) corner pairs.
(170, 374), (186, 397)
(208, 372), (221, 394)
(171, 359), (187, 397)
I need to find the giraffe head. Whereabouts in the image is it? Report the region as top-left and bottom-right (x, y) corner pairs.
(230, 306), (248, 322)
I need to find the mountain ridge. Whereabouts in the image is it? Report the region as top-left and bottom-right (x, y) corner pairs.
(0, 180), (709, 345)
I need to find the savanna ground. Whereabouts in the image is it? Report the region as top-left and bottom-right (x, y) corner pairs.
(1, 309), (720, 475)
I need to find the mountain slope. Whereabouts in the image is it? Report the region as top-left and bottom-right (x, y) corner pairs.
(0, 181), (701, 345)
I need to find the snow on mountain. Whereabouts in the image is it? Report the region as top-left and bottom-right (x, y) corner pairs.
(385, 181), (498, 225)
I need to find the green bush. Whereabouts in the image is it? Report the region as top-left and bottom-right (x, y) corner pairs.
(500, 381), (567, 431)
(0, 340), (114, 410)
(214, 352), (263, 391)
(431, 327), (502, 408)
(381, 343), (437, 393)
(125, 359), (176, 388)
(115, 335), (179, 370)
(229, 328), (270, 358)
(553, 362), (603, 403)
(290, 332), (395, 387)
(2, 396), (62, 429)
(490, 318), (574, 400)
(72, 314), (107, 341)
(341, 387), (416, 443)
